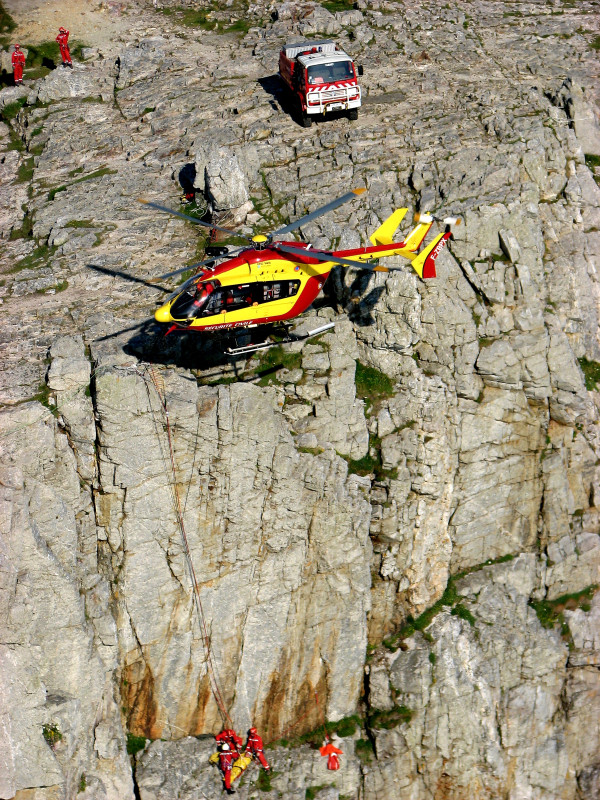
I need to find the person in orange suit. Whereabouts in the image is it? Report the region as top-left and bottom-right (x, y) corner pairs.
(320, 739), (343, 770)
(56, 27), (72, 68)
(12, 45), (25, 85)
(216, 728), (243, 752)
(218, 743), (237, 794)
(245, 726), (270, 770)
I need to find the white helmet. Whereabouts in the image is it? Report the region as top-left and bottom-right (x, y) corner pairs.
(221, 743), (230, 751)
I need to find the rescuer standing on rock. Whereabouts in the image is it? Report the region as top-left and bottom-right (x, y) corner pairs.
(245, 726), (270, 770)
(56, 27), (72, 68)
(12, 45), (25, 85)
(218, 743), (237, 795)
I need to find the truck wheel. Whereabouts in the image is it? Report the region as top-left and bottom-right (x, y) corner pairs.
(348, 108), (359, 121)
(300, 110), (313, 128)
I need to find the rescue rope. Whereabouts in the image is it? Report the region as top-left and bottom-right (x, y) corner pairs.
(142, 366), (234, 727)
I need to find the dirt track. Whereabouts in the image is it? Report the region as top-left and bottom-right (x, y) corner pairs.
(4, 0), (139, 49)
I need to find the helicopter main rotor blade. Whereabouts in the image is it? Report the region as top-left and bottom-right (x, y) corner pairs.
(271, 187), (367, 237)
(166, 273), (201, 302)
(86, 263), (171, 292)
(94, 318), (156, 341)
(139, 200), (251, 240)
(153, 247), (246, 281)
(274, 242), (400, 272)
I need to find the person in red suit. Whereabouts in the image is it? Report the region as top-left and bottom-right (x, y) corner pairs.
(319, 739), (343, 770)
(215, 728), (243, 752)
(56, 27), (72, 68)
(245, 726), (270, 770)
(12, 45), (25, 85)
(218, 743), (237, 794)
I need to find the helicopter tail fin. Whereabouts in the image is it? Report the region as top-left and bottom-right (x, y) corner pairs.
(369, 208), (408, 246)
(408, 231), (452, 279)
(401, 212), (435, 252)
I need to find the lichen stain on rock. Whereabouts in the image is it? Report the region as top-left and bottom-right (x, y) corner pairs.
(122, 660), (159, 739)
(261, 660), (328, 742)
(181, 673), (213, 737)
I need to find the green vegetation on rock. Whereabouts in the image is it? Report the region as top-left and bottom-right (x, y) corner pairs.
(578, 356), (600, 390)
(355, 737), (375, 763)
(382, 554), (516, 651)
(42, 722), (62, 746)
(355, 360), (395, 407)
(126, 733), (147, 756)
(368, 704), (412, 730)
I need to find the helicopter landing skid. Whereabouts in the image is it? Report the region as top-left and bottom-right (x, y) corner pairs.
(226, 322), (335, 356)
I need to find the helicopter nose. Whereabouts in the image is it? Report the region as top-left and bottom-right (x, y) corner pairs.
(155, 305), (172, 323)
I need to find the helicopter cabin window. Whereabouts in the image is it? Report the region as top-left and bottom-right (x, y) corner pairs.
(259, 280), (300, 304)
(307, 60), (354, 85)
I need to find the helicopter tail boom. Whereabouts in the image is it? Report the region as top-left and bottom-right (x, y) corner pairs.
(369, 208), (434, 253)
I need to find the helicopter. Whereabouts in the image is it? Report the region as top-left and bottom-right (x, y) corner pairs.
(138, 188), (460, 354)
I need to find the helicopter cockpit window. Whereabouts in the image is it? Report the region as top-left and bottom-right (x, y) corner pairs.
(307, 61), (353, 85)
(170, 280), (221, 320)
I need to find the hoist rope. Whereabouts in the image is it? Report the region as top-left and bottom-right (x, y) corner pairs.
(141, 365), (234, 728)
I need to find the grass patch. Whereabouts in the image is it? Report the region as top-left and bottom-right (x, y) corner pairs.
(78, 775), (86, 793)
(367, 705), (412, 730)
(126, 733), (147, 756)
(355, 360), (395, 406)
(157, 5), (218, 30)
(42, 722), (62, 746)
(0, 0), (16, 37)
(256, 345), (303, 386)
(65, 219), (94, 228)
(276, 715), (361, 749)
(48, 167), (117, 201)
(451, 604), (476, 626)
(530, 586), (598, 650)
(17, 157), (35, 183)
(355, 737), (374, 764)
(530, 585), (598, 629)
(9, 213), (34, 242)
(381, 555), (517, 651)
(306, 786), (332, 800)
(590, 35), (600, 51)
(321, 0), (355, 11)
(578, 357), (600, 391)
(1, 97), (27, 122)
(256, 768), (279, 791)
(343, 449), (378, 477)
(224, 18), (253, 35)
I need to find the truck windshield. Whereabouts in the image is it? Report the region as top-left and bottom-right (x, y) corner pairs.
(307, 60), (354, 85)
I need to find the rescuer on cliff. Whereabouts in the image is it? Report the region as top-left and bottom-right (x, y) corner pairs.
(12, 45), (25, 85)
(218, 743), (237, 794)
(320, 738), (343, 770)
(245, 726), (270, 770)
(56, 27), (73, 68)
(216, 728), (243, 751)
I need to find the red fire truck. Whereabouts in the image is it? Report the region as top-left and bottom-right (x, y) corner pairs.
(278, 39), (362, 127)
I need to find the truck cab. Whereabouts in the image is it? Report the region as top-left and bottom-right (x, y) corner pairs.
(279, 39), (362, 127)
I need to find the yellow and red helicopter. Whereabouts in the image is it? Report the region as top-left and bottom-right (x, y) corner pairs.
(136, 189), (459, 353)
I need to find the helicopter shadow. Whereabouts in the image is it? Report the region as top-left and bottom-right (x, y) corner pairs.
(117, 320), (284, 385)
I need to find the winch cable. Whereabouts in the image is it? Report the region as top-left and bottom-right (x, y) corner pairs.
(141, 366), (234, 727)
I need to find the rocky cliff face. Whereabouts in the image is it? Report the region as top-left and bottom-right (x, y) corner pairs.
(1, 1), (600, 799)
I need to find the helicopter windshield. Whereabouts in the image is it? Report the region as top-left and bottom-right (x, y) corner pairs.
(307, 60), (354, 85)
(170, 280), (221, 320)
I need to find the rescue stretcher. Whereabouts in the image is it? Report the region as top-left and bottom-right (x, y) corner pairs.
(209, 751), (253, 782)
